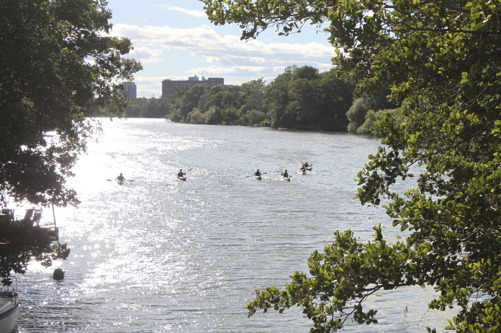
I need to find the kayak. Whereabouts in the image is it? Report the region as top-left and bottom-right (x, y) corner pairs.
(177, 176), (186, 181)
(254, 175), (262, 180)
(117, 179), (124, 185)
(282, 176), (291, 182)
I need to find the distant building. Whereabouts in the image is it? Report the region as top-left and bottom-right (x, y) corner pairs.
(122, 82), (137, 100)
(162, 75), (224, 98)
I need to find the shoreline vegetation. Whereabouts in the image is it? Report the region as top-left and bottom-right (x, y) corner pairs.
(115, 65), (399, 136)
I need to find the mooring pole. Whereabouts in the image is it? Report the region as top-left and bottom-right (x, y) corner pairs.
(52, 203), (57, 228)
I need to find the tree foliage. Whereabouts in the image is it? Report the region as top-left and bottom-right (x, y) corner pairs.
(167, 82), (263, 125)
(164, 68), (353, 130)
(346, 97), (371, 132)
(354, 106), (404, 136)
(0, 216), (70, 286)
(1, 0), (141, 207)
(0, 0), (141, 283)
(201, 0), (501, 331)
(123, 97), (169, 118)
(266, 66), (353, 130)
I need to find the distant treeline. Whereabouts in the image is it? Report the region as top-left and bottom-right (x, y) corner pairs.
(124, 65), (399, 134)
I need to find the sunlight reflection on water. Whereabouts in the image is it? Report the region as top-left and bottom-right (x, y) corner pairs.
(15, 119), (454, 332)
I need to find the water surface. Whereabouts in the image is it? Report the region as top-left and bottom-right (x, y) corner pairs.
(16, 119), (453, 332)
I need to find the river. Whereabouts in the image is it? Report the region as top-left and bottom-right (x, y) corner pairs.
(15, 118), (453, 332)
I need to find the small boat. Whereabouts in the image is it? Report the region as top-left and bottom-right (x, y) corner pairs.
(0, 290), (19, 333)
(254, 175), (262, 180)
(117, 179), (124, 185)
(282, 176), (291, 182)
(177, 175), (186, 181)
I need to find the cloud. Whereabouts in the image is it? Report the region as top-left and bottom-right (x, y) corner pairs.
(128, 46), (163, 64)
(190, 65), (268, 76)
(111, 24), (335, 66)
(160, 5), (207, 18)
(109, 22), (336, 95)
(133, 75), (167, 84)
(129, 75), (170, 97)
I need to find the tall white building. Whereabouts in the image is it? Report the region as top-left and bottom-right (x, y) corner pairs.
(122, 82), (137, 99)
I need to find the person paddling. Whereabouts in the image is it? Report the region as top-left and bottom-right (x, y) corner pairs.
(303, 162), (312, 171)
(177, 169), (186, 180)
(254, 169), (262, 180)
(115, 173), (125, 184)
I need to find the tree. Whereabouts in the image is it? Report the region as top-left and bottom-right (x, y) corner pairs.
(264, 67), (294, 128)
(346, 97), (371, 132)
(142, 98), (169, 118)
(264, 66), (352, 130)
(293, 65), (319, 80)
(240, 78), (266, 114)
(125, 98), (150, 118)
(187, 108), (206, 124)
(287, 75), (318, 127)
(0, 0), (141, 284)
(315, 69), (352, 131)
(201, 0), (501, 331)
(347, 87), (398, 133)
(356, 107), (404, 135)
(168, 85), (207, 122)
(204, 106), (223, 124)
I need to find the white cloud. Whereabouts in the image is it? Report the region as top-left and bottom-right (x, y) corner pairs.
(130, 75), (169, 97)
(133, 75), (167, 84)
(111, 24), (335, 65)
(190, 65), (268, 76)
(109, 22), (336, 96)
(161, 5), (207, 18)
(128, 46), (163, 64)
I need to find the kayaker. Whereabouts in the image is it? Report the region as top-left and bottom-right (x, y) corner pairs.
(115, 173), (125, 182)
(282, 170), (289, 178)
(177, 169), (185, 178)
(254, 169), (262, 177)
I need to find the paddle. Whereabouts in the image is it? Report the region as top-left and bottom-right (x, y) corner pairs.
(106, 178), (134, 182)
(246, 171), (267, 178)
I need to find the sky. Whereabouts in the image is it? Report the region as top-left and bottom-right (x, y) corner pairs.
(106, 0), (335, 98)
